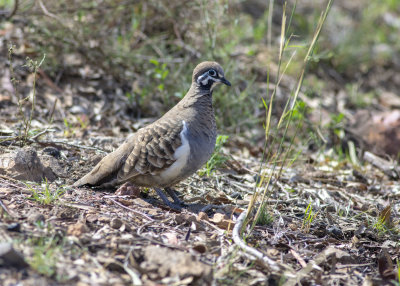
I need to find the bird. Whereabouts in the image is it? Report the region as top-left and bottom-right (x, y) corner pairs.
(73, 61), (231, 209)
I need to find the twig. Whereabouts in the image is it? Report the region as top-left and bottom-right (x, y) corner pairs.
(0, 136), (17, 140)
(103, 195), (154, 221)
(200, 204), (225, 213)
(0, 174), (25, 186)
(30, 128), (53, 140)
(37, 0), (61, 21)
(232, 210), (281, 272)
(363, 151), (399, 179)
(0, 199), (14, 218)
(5, 0), (18, 20)
(35, 140), (108, 154)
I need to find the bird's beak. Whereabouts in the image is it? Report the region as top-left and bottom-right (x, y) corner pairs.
(220, 77), (231, 86)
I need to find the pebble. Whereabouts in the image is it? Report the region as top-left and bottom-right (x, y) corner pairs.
(110, 218), (123, 229)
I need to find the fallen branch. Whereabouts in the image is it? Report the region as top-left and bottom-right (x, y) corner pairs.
(232, 210), (281, 272)
(363, 151), (399, 179)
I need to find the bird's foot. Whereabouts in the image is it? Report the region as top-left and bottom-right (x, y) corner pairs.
(165, 187), (186, 206)
(155, 188), (185, 211)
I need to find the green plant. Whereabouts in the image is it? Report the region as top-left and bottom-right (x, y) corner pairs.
(302, 202), (318, 233)
(328, 0), (399, 74)
(8, 45), (46, 144)
(30, 239), (58, 277)
(0, 0), (13, 8)
(149, 59), (171, 103)
(255, 204), (274, 226)
(336, 202), (351, 218)
(327, 113), (345, 137)
(248, 0), (333, 232)
(63, 116), (88, 137)
(373, 218), (389, 234)
(372, 206), (395, 235)
(26, 179), (66, 205)
(199, 135), (229, 177)
(28, 235), (69, 281)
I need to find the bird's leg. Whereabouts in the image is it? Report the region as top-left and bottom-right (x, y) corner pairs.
(165, 187), (185, 206)
(155, 188), (183, 210)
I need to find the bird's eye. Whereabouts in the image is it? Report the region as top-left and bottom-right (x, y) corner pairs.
(208, 69), (217, 76)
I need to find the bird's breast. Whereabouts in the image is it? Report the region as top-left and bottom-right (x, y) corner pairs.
(159, 120), (190, 182)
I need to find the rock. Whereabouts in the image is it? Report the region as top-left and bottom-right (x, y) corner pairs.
(67, 222), (89, 237)
(7, 222), (21, 232)
(140, 245), (212, 285)
(110, 218), (123, 229)
(42, 147), (61, 158)
(0, 147), (56, 182)
(0, 243), (29, 269)
(40, 154), (68, 178)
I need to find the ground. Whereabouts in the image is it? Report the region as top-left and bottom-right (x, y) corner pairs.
(0, 0), (400, 285)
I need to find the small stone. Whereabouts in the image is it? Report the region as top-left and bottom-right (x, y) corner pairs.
(327, 225), (344, 238)
(197, 212), (209, 222)
(86, 214), (98, 223)
(115, 183), (141, 197)
(110, 218), (123, 229)
(43, 147), (61, 158)
(0, 243), (29, 268)
(0, 147), (56, 182)
(69, 105), (87, 114)
(230, 192), (242, 199)
(27, 210), (45, 224)
(7, 222), (21, 232)
(67, 222), (89, 237)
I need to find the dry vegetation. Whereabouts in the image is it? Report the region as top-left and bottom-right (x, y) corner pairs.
(0, 0), (400, 285)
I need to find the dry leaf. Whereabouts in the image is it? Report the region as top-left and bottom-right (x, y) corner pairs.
(378, 249), (397, 281)
(209, 213), (234, 230)
(379, 204), (392, 228)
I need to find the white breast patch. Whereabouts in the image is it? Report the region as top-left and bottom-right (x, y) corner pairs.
(160, 121), (190, 181)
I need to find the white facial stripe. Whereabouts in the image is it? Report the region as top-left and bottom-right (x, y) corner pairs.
(197, 73), (208, 85)
(197, 73), (218, 86)
(201, 75), (211, 85)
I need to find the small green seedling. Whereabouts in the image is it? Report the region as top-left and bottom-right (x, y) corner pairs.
(302, 202), (319, 233)
(25, 179), (65, 205)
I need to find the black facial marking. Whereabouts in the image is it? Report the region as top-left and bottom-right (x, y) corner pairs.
(197, 69), (220, 90)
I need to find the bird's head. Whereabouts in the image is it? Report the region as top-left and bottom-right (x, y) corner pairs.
(192, 61), (231, 91)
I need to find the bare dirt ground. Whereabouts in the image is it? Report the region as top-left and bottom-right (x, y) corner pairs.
(1, 2), (400, 285)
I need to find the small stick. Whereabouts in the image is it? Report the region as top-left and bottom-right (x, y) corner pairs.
(103, 195), (154, 222)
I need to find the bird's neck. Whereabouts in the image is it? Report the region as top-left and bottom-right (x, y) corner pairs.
(174, 83), (215, 132)
(177, 83), (216, 138)
(180, 83), (213, 107)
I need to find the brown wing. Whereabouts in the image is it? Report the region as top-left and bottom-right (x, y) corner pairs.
(73, 141), (133, 187)
(116, 120), (183, 183)
(74, 119), (184, 187)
